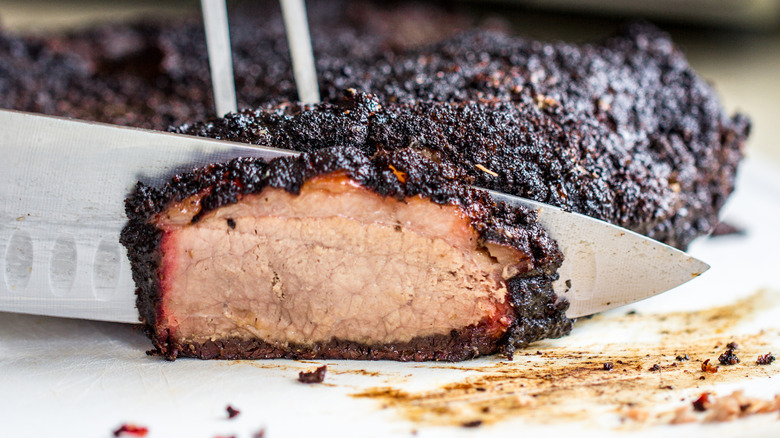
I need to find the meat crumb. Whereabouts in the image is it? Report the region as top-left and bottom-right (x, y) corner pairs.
(757, 353), (776, 365)
(624, 408), (650, 422)
(664, 391), (780, 425)
(461, 420), (483, 428)
(675, 354), (689, 361)
(670, 406), (697, 424)
(692, 393), (711, 412)
(253, 428), (266, 438)
(226, 405), (240, 419)
(298, 365), (327, 383)
(113, 424), (149, 437)
(718, 345), (740, 365)
(701, 359), (719, 373)
(649, 364), (660, 372)
(603, 362), (614, 371)
(710, 222), (745, 237)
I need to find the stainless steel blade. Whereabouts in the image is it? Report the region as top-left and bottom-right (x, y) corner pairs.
(0, 110), (708, 323)
(0, 110), (296, 322)
(488, 190), (710, 318)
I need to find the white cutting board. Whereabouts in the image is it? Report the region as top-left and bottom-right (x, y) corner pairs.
(1, 157), (779, 438)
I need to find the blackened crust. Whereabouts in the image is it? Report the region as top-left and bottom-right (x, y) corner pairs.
(175, 23), (749, 250)
(173, 321), (505, 362)
(120, 146), (570, 361)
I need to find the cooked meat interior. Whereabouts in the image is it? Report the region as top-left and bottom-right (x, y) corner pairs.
(157, 175), (516, 346)
(121, 148), (569, 361)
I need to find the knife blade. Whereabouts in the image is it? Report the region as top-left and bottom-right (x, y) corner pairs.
(0, 109), (708, 323)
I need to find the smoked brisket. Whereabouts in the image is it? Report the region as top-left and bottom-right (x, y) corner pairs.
(121, 147), (570, 360)
(1, 1), (749, 358)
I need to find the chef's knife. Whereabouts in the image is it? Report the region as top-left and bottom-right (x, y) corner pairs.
(0, 110), (708, 323)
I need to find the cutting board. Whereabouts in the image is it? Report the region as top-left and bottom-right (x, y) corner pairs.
(1, 157), (779, 438)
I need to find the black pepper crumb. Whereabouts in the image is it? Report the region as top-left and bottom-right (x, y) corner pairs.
(226, 218), (236, 229)
(298, 365), (327, 383)
(649, 364), (660, 372)
(603, 362), (614, 371)
(676, 354), (689, 361)
(226, 405), (240, 419)
(462, 420), (483, 428)
(757, 353), (776, 365)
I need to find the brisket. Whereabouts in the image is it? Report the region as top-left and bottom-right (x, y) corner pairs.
(0, 4), (748, 247)
(121, 147), (570, 361)
(0, 1), (749, 358)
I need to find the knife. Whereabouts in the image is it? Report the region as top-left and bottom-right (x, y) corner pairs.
(0, 110), (708, 323)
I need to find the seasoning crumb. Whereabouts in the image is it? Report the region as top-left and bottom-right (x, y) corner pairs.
(675, 354), (689, 361)
(757, 353), (776, 365)
(226, 405), (240, 419)
(253, 429), (266, 438)
(226, 218), (236, 229)
(113, 424), (149, 437)
(701, 359), (719, 373)
(299, 365), (327, 383)
(475, 164), (499, 177)
(649, 364), (660, 372)
(461, 420), (483, 428)
(388, 164), (407, 183)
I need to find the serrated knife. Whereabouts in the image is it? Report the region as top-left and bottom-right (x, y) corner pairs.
(0, 109), (709, 323)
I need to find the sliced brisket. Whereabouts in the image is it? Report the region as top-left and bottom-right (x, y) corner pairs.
(121, 147), (570, 361)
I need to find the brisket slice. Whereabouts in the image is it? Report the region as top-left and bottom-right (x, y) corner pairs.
(121, 147), (570, 361)
(174, 23), (749, 250)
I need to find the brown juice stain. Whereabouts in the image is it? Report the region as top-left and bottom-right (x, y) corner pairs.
(352, 290), (780, 428)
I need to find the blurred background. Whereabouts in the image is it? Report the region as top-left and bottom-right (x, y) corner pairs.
(1, 0), (778, 164)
